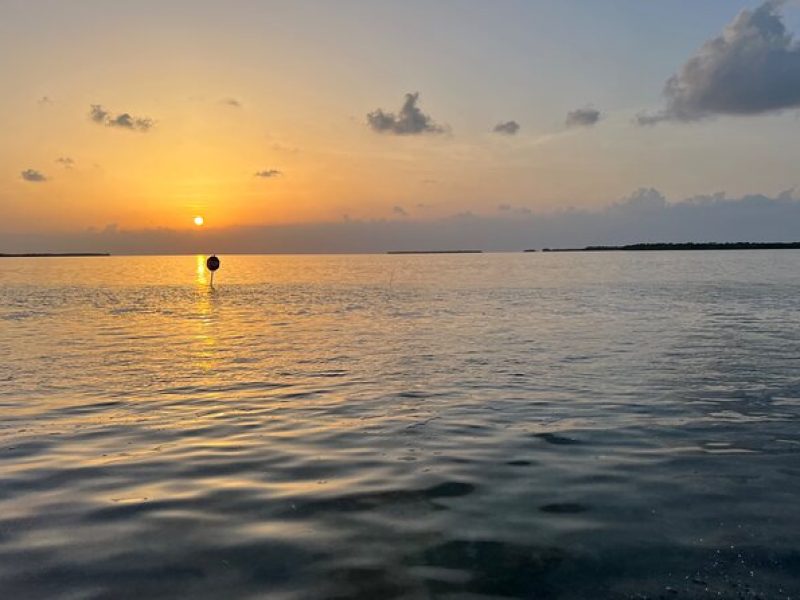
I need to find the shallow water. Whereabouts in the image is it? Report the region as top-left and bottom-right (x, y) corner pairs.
(1, 252), (800, 599)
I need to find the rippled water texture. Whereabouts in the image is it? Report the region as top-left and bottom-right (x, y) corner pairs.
(2, 253), (800, 599)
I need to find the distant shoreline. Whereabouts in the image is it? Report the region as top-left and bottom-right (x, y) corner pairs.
(0, 253), (111, 257)
(387, 250), (483, 254)
(530, 242), (800, 252)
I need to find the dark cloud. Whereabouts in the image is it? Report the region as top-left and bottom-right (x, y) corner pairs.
(255, 169), (282, 178)
(21, 169), (47, 182)
(609, 187), (667, 213)
(367, 92), (444, 135)
(393, 205), (408, 217)
(498, 204), (512, 211)
(638, 0), (800, 124)
(565, 107), (601, 127)
(56, 157), (74, 168)
(89, 104), (108, 124)
(108, 113), (153, 130)
(222, 98), (242, 108)
(8, 188), (800, 253)
(493, 120), (520, 135)
(38, 96), (52, 105)
(89, 104), (154, 132)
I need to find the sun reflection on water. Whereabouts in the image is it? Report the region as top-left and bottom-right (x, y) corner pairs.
(196, 254), (208, 287)
(193, 255), (218, 371)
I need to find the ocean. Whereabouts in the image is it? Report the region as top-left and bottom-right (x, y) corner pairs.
(1, 252), (799, 598)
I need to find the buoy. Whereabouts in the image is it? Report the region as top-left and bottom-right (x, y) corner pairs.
(206, 255), (220, 287)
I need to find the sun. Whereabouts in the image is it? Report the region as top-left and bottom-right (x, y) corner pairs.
(194, 216), (204, 226)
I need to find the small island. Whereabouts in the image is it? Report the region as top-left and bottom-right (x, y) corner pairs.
(530, 242), (800, 252)
(387, 250), (483, 254)
(0, 253), (111, 257)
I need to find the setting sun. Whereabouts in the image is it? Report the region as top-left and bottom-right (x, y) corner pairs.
(194, 216), (204, 226)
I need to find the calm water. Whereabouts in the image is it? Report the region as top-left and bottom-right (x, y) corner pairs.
(2, 253), (800, 599)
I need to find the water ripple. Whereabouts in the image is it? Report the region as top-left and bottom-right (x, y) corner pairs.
(1, 253), (800, 598)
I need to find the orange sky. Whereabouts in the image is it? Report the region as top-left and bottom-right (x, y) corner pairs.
(2, 1), (800, 236)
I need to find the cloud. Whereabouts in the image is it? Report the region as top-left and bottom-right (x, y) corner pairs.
(37, 96), (52, 105)
(367, 92), (444, 135)
(21, 169), (47, 182)
(109, 113), (153, 130)
(6, 189), (800, 253)
(89, 104), (108, 124)
(222, 98), (242, 108)
(493, 120), (520, 135)
(89, 104), (154, 132)
(565, 107), (601, 127)
(255, 169), (282, 178)
(393, 205), (408, 217)
(56, 157), (74, 168)
(638, 0), (800, 124)
(498, 204), (512, 211)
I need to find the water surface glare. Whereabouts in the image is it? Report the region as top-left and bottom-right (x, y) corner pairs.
(2, 253), (800, 599)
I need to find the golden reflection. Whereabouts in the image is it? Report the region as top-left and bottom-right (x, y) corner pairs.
(196, 254), (208, 286)
(193, 255), (218, 371)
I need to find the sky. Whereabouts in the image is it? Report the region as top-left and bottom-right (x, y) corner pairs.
(2, 0), (800, 252)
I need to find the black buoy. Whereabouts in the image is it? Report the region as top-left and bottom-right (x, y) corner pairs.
(206, 255), (220, 287)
